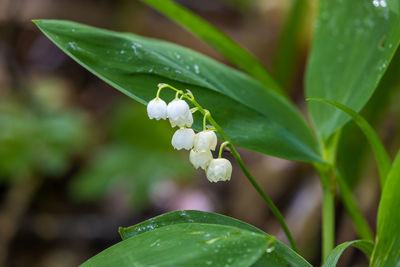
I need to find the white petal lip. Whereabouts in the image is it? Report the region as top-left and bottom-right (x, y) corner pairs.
(147, 98), (168, 120)
(193, 131), (217, 152)
(171, 128), (195, 150)
(206, 158), (232, 182)
(167, 99), (192, 128)
(189, 150), (213, 170)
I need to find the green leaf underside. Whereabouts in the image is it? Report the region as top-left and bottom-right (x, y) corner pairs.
(119, 210), (311, 267)
(306, 0), (400, 140)
(81, 223), (267, 267)
(34, 20), (322, 162)
(308, 98), (391, 186)
(371, 151), (400, 267)
(323, 240), (373, 267)
(141, 0), (283, 96)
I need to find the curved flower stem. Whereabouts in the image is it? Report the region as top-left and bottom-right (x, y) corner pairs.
(218, 141), (230, 158)
(156, 83), (298, 251)
(188, 97), (298, 252)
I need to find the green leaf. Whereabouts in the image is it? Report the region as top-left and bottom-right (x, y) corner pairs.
(371, 150), (400, 267)
(81, 223), (267, 267)
(141, 0), (283, 96)
(322, 240), (373, 267)
(34, 19), (322, 162)
(307, 98), (391, 186)
(306, 0), (400, 140)
(119, 210), (311, 267)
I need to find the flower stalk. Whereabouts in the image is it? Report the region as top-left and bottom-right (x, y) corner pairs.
(154, 83), (298, 252)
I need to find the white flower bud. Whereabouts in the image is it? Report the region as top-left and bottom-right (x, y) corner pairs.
(147, 98), (168, 120)
(193, 131), (217, 152)
(189, 150), (213, 170)
(206, 158), (232, 182)
(167, 99), (191, 127)
(171, 128), (195, 150)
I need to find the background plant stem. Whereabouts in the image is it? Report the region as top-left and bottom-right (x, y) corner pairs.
(316, 165), (335, 261)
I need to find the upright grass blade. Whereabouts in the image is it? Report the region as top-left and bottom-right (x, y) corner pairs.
(371, 150), (400, 266)
(335, 169), (374, 241)
(322, 240), (373, 267)
(140, 0), (284, 96)
(273, 0), (308, 91)
(307, 98), (391, 186)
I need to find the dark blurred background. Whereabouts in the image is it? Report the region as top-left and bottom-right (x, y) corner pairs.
(0, 0), (399, 266)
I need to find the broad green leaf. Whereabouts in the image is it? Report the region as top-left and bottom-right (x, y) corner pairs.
(141, 0), (283, 96)
(306, 0), (400, 140)
(335, 169), (374, 241)
(323, 240), (373, 267)
(81, 223), (267, 267)
(34, 20), (322, 162)
(119, 210), (311, 267)
(307, 98), (391, 186)
(371, 151), (400, 267)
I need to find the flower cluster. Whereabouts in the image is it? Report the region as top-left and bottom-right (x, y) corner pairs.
(146, 84), (232, 182)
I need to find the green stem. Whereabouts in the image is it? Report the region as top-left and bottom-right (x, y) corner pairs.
(316, 165), (335, 261)
(190, 97), (298, 252)
(218, 141), (230, 158)
(157, 83), (298, 251)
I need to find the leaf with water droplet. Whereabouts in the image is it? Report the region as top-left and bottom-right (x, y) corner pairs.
(34, 19), (322, 162)
(306, 0), (400, 140)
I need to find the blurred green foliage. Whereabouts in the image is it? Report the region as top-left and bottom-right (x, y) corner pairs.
(0, 85), (88, 179)
(69, 101), (193, 208)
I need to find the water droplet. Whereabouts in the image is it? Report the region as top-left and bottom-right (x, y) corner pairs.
(71, 29), (76, 32)
(373, 0), (379, 7)
(206, 260), (212, 265)
(131, 44), (138, 55)
(266, 247), (275, 253)
(175, 70), (182, 74)
(380, 0), (387, 7)
(68, 41), (76, 51)
(194, 64), (200, 74)
(206, 238), (219, 244)
(120, 50), (125, 54)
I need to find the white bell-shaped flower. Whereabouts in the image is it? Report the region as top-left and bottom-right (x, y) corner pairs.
(193, 131), (217, 152)
(189, 150), (213, 170)
(167, 99), (192, 127)
(206, 158), (232, 182)
(171, 128), (195, 150)
(147, 98), (168, 120)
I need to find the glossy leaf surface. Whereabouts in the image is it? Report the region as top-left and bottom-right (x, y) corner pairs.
(34, 20), (321, 162)
(119, 210), (311, 267)
(81, 223), (267, 267)
(371, 151), (400, 266)
(306, 0), (400, 139)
